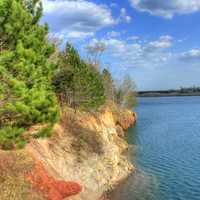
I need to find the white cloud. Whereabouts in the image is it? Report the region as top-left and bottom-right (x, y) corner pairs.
(42, 0), (116, 39)
(88, 35), (173, 68)
(103, 38), (142, 56)
(107, 31), (121, 38)
(181, 49), (200, 60)
(128, 36), (140, 40)
(149, 35), (173, 49)
(119, 8), (132, 23)
(130, 0), (200, 18)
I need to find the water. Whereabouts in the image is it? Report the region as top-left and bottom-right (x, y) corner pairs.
(112, 96), (200, 200)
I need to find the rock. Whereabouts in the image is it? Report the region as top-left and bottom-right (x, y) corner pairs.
(26, 107), (136, 200)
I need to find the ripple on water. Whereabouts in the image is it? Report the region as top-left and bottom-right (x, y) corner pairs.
(114, 97), (200, 200)
(110, 169), (160, 200)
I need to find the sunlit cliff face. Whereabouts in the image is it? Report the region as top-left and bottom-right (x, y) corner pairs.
(26, 108), (136, 200)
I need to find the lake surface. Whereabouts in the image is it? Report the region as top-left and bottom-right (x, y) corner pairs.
(112, 96), (200, 200)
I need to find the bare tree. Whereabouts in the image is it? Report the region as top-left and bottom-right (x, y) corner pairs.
(114, 75), (137, 109)
(48, 34), (63, 63)
(86, 41), (106, 70)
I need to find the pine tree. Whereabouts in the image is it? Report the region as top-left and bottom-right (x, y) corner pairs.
(0, 0), (59, 149)
(53, 43), (105, 110)
(102, 68), (114, 101)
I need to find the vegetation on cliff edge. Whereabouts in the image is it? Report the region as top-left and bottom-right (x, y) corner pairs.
(0, 0), (137, 150)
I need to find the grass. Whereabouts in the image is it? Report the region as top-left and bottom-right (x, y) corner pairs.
(0, 150), (44, 200)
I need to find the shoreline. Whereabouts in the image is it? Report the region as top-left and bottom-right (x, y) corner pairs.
(138, 93), (200, 98)
(102, 171), (135, 200)
(27, 107), (137, 200)
(102, 124), (137, 200)
(0, 107), (137, 200)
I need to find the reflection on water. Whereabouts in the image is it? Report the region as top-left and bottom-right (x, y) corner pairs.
(110, 128), (160, 200)
(111, 97), (200, 200)
(110, 169), (159, 200)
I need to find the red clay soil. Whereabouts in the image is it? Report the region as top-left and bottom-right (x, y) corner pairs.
(26, 161), (82, 200)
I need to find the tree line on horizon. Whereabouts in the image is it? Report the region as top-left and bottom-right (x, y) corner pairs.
(0, 0), (137, 149)
(138, 86), (200, 94)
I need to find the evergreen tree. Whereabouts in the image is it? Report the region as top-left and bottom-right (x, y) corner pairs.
(53, 43), (105, 110)
(102, 68), (114, 101)
(0, 0), (59, 149)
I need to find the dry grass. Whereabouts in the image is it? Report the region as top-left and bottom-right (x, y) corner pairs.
(0, 150), (44, 200)
(60, 108), (104, 159)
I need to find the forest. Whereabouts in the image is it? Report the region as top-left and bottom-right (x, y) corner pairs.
(0, 0), (137, 150)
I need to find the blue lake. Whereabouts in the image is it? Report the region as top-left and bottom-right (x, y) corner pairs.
(112, 96), (200, 200)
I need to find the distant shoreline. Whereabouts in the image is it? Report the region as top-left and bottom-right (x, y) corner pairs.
(137, 91), (200, 97)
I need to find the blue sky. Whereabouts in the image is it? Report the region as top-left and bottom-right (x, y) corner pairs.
(42, 0), (200, 90)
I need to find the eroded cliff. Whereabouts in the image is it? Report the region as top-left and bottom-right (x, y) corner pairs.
(27, 108), (136, 200)
(0, 107), (136, 200)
